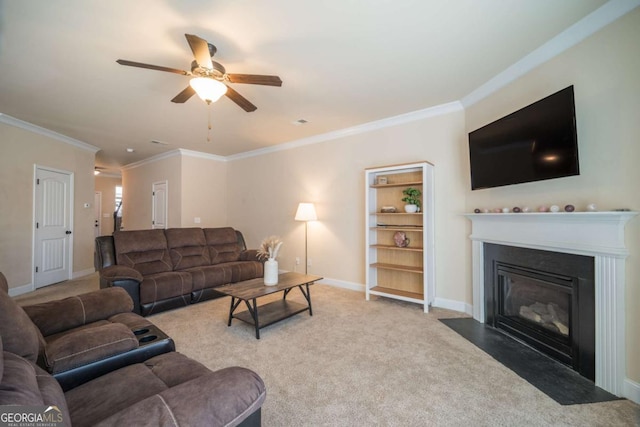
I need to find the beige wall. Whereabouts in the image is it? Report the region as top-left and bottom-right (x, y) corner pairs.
(181, 155), (227, 227)
(121, 154), (182, 230)
(0, 122), (96, 290)
(227, 109), (469, 305)
(94, 175), (121, 235)
(464, 9), (640, 381)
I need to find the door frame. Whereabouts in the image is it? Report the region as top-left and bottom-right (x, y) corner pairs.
(32, 165), (74, 290)
(94, 191), (102, 238)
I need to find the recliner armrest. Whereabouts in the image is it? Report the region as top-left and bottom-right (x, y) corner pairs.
(240, 250), (264, 263)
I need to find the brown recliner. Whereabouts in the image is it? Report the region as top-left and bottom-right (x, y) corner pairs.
(0, 272), (174, 391)
(0, 272), (266, 426)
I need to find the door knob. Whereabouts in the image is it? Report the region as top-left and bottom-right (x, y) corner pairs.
(65, 230), (72, 235)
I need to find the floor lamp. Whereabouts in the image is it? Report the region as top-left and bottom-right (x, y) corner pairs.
(295, 203), (317, 275)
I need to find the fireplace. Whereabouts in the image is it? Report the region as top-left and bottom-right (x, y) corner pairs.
(484, 244), (595, 380)
(465, 211), (637, 397)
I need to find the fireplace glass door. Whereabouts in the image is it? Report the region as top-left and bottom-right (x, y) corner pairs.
(495, 265), (576, 367)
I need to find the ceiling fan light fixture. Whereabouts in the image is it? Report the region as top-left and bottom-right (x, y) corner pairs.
(189, 77), (227, 103)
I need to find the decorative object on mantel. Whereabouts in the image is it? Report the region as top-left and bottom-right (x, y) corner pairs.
(493, 208), (502, 213)
(549, 205), (560, 213)
(375, 176), (388, 185)
(538, 206), (549, 212)
(474, 208), (481, 214)
(564, 204), (575, 212)
(501, 207), (510, 213)
(401, 187), (421, 213)
(522, 207), (531, 213)
(381, 206), (397, 213)
(393, 231), (410, 248)
(257, 235), (283, 286)
(586, 203), (598, 212)
(513, 207), (522, 213)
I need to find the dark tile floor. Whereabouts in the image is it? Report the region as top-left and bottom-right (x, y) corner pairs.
(440, 318), (621, 405)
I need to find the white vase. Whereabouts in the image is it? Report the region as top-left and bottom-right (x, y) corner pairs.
(264, 258), (278, 285)
(404, 204), (418, 213)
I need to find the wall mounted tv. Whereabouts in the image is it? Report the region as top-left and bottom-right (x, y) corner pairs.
(468, 85), (579, 190)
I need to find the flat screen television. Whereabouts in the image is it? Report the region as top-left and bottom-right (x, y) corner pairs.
(468, 85), (579, 190)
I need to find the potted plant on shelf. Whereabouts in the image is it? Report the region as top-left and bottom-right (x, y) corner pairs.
(401, 187), (421, 213)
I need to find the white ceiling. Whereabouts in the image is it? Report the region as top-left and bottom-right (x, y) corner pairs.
(0, 0), (620, 174)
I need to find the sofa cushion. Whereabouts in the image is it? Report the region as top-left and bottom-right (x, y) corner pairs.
(44, 323), (138, 374)
(0, 280), (42, 363)
(0, 350), (70, 423)
(65, 352), (212, 427)
(139, 271), (193, 305)
(204, 228), (242, 264)
(165, 228), (211, 270)
(114, 230), (173, 275)
(186, 265), (233, 292)
(23, 287), (134, 337)
(226, 261), (264, 283)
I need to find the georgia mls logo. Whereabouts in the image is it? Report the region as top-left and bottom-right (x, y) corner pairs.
(0, 405), (65, 427)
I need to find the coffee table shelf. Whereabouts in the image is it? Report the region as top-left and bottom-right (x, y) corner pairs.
(234, 300), (309, 328)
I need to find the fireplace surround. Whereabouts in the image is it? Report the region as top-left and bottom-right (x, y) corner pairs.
(465, 211), (637, 397)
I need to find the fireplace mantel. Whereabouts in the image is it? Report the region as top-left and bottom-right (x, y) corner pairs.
(465, 211), (637, 397)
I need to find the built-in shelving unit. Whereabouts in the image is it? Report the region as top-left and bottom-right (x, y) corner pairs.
(365, 161), (435, 312)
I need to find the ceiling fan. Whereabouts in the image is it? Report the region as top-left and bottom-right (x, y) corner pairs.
(116, 34), (282, 112)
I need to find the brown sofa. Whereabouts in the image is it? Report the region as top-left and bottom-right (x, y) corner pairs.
(96, 227), (264, 316)
(0, 273), (266, 426)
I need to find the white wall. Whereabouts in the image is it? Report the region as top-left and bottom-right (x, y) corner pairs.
(227, 108), (469, 306)
(0, 121), (96, 291)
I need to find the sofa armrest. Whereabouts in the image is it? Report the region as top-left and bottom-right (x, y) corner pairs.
(100, 265), (143, 283)
(239, 250), (264, 263)
(99, 266), (143, 315)
(23, 287), (135, 337)
(93, 367), (266, 427)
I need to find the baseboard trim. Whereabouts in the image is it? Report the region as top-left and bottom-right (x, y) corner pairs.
(8, 282), (35, 297)
(72, 268), (96, 279)
(624, 378), (640, 404)
(433, 297), (473, 315)
(318, 277), (365, 292)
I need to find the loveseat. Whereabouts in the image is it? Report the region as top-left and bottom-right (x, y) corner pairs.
(96, 227), (264, 316)
(0, 273), (266, 426)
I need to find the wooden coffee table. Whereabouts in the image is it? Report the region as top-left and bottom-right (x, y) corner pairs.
(215, 272), (323, 339)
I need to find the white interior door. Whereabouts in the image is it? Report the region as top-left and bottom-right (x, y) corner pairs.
(34, 167), (72, 288)
(152, 181), (167, 229)
(94, 191), (102, 238)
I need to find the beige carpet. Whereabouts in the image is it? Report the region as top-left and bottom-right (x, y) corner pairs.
(16, 274), (640, 426)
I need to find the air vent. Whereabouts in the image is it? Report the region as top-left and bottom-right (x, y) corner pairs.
(292, 119), (309, 125)
(150, 140), (169, 145)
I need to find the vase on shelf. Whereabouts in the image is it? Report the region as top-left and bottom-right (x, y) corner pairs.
(264, 258), (278, 285)
(404, 204), (418, 213)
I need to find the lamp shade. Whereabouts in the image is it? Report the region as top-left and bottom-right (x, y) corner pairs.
(189, 77), (228, 103)
(295, 203), (317, 222)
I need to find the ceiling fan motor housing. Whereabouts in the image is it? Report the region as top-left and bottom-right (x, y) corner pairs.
(191, 60), (226, 80)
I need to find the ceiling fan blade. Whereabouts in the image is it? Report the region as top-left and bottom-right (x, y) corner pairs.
(185, 34), (213, 69)
(171, 86), (196, 103)
(116, 59), (190, 75)
(227, 74), (283, 87)
(225, 86), (257, 112)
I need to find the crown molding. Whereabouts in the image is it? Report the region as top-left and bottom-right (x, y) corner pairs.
(121, 148), (226, 171)
(461, 0), (640, 108)
(0, 113), (99, 153)
(227, 101), (463, 161)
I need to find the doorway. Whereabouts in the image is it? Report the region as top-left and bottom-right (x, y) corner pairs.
(34, 166), (73, 288)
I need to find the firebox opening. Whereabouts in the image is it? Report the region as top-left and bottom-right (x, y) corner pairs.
(484, 244), (595, 381)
